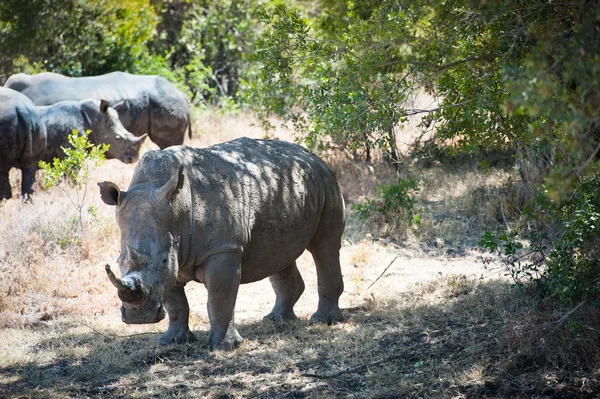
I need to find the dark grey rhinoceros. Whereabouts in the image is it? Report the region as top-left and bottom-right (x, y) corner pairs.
(5, 72), (191, 149)
(98, 138), (345, 350)
(38, 99), (147, 164)
(0, 87), (47, 200)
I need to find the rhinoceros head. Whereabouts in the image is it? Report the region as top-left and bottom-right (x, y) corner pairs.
(98, 168), (184, 324)
(87, 99), (147, 164)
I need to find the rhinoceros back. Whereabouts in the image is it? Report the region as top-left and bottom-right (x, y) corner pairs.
(129, 137), (344, 282)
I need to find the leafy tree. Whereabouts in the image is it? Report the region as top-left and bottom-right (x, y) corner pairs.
(250, 0), (600, 303)
(149, 0), (270, 106)
(0, 0), (158, 76)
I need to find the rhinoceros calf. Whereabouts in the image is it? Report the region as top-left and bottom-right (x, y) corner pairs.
(0, 87), (47, 200)
(38, 99), (147, 164)
(99, 138), (345, 350)
(5, 72), (190, 150)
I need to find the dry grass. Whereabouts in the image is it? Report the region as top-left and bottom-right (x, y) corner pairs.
(1, 109), (599, 398)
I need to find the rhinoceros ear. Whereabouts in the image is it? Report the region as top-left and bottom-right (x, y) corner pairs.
(98, 181), (122, 206)
(155, 166), (184, 204)
(100, 99), (110, 113)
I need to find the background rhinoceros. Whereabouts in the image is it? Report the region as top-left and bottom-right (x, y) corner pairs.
(37, 99), (147, 165)
(0, 87), (47, 200)
(99, 137), (345, 350)
(5, 72), (191, 150)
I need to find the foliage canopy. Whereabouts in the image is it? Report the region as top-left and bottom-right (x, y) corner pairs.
(249, 0), (600, 303)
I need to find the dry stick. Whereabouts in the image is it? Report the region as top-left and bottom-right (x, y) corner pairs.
(544, 299), (587, 338)
(303, 352), (416, 379)
(80, 322), (157, 339)
(367, 255), (399, 291)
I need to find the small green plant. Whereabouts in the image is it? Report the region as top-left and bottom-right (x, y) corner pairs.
(479, 230), (543, 285)
(480, 174), (600, 304)
(38, 130), (109, 231)
(353, 178), (420, 225)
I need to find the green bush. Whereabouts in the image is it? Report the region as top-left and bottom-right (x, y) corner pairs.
(38, 130), (108, 231)
(480, 172), (600, 304)
(353, 179), (420, 226)
(0, 0), (158, 76)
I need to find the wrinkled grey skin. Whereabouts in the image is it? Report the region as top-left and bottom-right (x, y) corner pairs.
(0, 87), (47, 200)
(6, 72), (191, 149)
(99, 138), (345, 351)
(37, 99), (147, 164)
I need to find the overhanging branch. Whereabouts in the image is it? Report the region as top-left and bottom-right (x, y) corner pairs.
(376, 54), (497, 72)
(402, 99), (474, 116)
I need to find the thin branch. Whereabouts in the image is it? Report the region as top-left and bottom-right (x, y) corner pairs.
(499, 198), (510, 232)
(401, 99), (474, 117)
(572, 138), (600, 175)
(302, 352), (415, 379)
(544, 300), (586, 338)
(367, 255), (399, 291)
(375, 54), (496, 72)
(80, 322), (158, 339)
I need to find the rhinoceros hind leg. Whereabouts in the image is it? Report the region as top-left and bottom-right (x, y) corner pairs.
(264, 262), (305, 321)
(308, 248), (344, 325)
(159, 284), (197, 346)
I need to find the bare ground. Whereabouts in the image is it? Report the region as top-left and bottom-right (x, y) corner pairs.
(1, 111), (599, 398)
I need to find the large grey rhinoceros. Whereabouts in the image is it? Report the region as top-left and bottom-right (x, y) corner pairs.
(0, 87), (47, 200)
(98, 138), (345, 350)
(38, 99), (147, 164)
(5, 72), (191, 150)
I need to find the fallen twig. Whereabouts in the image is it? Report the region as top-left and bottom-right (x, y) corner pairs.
(79, 322), (157, 339)
(302, 352), (415, 379)
(367, 255), (399, 291)
(544, 299), (586, 338)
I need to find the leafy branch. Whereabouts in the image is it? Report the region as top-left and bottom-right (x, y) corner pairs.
(38, 130), (109, 231)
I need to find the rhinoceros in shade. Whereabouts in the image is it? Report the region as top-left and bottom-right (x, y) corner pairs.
(98, 138), (345, 350)
(37, 99), (147, 164)
(5, 72), (191, 149)
(0, 87), (47, 200)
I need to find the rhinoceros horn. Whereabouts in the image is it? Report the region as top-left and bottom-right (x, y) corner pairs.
(105, 264), (129, 290)
(105, 264), (147, 303)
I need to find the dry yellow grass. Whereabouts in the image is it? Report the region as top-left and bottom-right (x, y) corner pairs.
(1, 109), (599, 398)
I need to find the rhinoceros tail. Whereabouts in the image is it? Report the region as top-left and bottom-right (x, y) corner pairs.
(187, 109), (192, 140)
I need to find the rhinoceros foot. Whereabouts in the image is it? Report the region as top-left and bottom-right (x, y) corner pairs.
(310, 308), (344, 325)
(159, 328), (197, 346)
(262, 310), (299, 322)
(210, 327), (244, 351)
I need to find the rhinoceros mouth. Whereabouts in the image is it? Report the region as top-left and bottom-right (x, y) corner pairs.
(121, 303), (166, 324)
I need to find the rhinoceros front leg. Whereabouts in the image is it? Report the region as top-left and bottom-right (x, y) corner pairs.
(264, 262), (305, 321)
(203, 252), (244, 351)
(20, 167), (36, 201)
(158, 283), (197, 346)
(0, 169), (11, 201)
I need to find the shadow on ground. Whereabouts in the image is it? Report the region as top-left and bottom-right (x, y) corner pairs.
(2, 279), (600, 398)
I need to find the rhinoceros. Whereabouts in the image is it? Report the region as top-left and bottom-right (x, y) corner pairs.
(0, 87), (47, 200)
(98, 138), (345, 350)
(38, 99), (147, 164)
(5, 72), (191, 149)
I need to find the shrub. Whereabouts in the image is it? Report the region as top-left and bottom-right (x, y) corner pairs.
(353, 179), (420, 227)
(38, 130), (108, 231)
